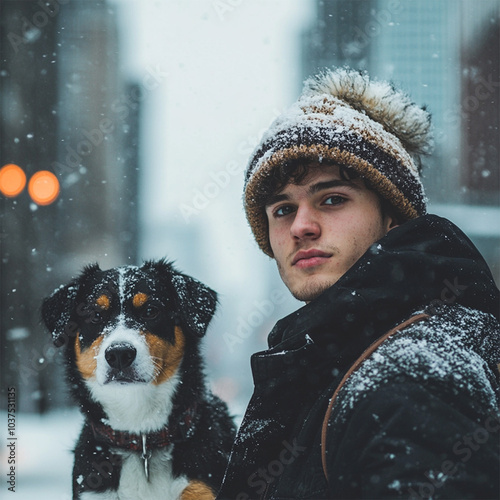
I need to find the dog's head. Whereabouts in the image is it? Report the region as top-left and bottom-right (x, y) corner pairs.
(42, 259), (217, 390)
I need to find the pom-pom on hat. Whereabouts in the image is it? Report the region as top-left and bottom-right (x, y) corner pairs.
(244, 67), (433, 257)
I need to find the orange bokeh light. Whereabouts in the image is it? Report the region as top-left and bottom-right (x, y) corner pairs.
(0, 164), (27, 198)
(28, 170), (60, 206)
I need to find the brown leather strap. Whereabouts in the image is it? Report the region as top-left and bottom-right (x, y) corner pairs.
(320, 313), (430, 483)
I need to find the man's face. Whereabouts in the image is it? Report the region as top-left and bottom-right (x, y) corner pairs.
(265, 164), (397, 302)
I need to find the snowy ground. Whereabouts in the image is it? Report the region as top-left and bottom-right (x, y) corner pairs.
(1, 409), (83, 499)
(0, 404), (245, 499)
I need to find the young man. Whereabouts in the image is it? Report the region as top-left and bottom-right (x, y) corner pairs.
(217, 68), (500, 499)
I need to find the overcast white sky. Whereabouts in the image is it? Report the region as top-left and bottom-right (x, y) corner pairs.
(110, 0), (310, 303)
(117, 0), (310, 221)
(109, 0), (313, 405)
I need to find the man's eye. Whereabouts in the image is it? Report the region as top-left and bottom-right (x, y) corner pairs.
(274, 205), (295, 217)
(323, 195), (346, 206)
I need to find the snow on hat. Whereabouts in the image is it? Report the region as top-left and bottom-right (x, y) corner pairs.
(244, 67), (433, 257)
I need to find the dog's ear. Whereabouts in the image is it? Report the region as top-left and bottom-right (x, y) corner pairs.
(142, 259), (218, 338)
(41, 281), (80, 347)
(41, 264), (100, 347)
(170, 272), (218, 338)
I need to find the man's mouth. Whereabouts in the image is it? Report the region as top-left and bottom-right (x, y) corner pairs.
(292, 249), (332, 269)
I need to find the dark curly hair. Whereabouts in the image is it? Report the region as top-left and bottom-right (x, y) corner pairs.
(258, 159), (399, 222)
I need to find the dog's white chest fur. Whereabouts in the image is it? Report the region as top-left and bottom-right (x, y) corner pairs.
(80, 447), (189, 500)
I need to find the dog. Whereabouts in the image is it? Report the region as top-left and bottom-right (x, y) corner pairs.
(41, 259), (236, 500)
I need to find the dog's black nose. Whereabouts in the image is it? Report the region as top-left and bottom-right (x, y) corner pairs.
(105, 344), (137, 370)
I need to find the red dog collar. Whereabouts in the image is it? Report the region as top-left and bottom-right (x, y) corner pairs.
(90, 403), (199, 452)
(91, 421), (173, 452)
(90, 404), (198, 480)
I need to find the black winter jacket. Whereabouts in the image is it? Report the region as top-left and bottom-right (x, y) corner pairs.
(217, 215), (500, 500)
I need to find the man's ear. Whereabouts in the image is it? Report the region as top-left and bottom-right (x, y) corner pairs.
(170, 272), (218, 338)
(387, 216), (400, 232)
(41, 280), (80, 347)
(382, 206), (400, 233)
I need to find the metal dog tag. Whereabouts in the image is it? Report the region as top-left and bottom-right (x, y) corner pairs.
(141, 434), (152, 481)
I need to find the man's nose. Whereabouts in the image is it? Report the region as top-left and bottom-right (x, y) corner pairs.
(290, 205), (321, 241)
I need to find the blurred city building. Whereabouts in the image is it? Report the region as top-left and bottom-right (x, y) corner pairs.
(1, 0), (498, 417)
(301, 0), (499, 283)
(0, 0), (140, 412)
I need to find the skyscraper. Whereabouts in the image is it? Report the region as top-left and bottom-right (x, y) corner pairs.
(0, 0), (141, 412)
(301, 0), (499, 283)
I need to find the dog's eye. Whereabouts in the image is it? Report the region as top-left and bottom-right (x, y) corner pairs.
(142, 304), (160, 320)
(91, 311), (104, 324)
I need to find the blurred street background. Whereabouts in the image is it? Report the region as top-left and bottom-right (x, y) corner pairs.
(0, 1), (498, 497)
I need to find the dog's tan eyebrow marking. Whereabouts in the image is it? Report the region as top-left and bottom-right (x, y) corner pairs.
(96, 295), (111, 310)
(133, 292), (148, 308)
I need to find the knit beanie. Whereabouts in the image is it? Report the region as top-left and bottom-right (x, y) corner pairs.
(244, 67), (433, 257)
